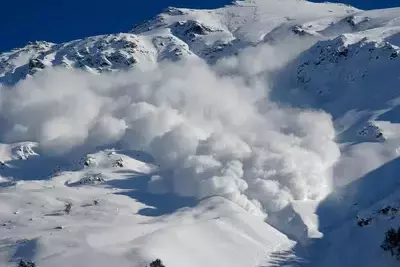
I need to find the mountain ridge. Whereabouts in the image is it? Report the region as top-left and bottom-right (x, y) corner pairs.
(1, 1), (400, 266)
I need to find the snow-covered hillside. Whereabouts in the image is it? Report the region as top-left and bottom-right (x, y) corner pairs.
(1, 0), (400, 266)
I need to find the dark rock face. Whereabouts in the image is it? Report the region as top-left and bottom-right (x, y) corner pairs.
(171, 20), (217, 40)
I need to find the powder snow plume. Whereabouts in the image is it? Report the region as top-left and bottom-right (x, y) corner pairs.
(0, 42), (340, 215)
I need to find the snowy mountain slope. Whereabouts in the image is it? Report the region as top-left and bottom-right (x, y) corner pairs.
(1, 0), (359, 85)
(0, 34), (198, 86)
(0, 148), (294, 267)
(272, 6), (400, 194)
(1, 0), (400, 266)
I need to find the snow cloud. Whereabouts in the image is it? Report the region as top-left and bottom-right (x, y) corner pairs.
(0, 42), (340, 215)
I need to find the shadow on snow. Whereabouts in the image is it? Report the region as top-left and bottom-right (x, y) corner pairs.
(275, 156), (400, 267)
(106, 172), (197, 217)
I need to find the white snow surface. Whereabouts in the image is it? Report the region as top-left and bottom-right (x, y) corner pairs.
(1, 0), (400, 266)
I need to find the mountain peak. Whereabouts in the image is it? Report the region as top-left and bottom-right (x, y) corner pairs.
(1, 2), (400, 267)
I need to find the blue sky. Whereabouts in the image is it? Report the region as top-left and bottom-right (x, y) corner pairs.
(1, 0), (398, 52)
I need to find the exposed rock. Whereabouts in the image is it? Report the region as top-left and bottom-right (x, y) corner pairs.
(357, 122), (386, 141)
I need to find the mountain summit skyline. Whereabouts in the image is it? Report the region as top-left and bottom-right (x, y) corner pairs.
(1, 0), (398, 52)
(1, 0), (400, 266)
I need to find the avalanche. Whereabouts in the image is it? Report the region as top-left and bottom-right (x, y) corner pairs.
(0, 0), (400, 267)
